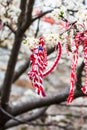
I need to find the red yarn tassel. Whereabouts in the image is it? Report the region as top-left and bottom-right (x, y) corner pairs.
(82, 45), (87, 94)
(28, 38), (62, 97)
(28, 40), (47, 96)
(67, 48), (78, 103)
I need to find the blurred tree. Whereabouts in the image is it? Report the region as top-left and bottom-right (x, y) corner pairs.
(0, 0), (87, 129)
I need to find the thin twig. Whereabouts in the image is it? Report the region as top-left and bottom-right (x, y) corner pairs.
(4, 22), (16, 34)
(35, 18), (40, 37)
(12, 58), (30, 82)
(4, 107), (47, 129)
(32, 10), (53, 23)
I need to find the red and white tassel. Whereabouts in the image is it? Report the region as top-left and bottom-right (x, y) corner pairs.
(28, 37), (48, 96)
(67, 46), (78, 103)
(82, 46), (87, 94)
(28, 37), (62, 97)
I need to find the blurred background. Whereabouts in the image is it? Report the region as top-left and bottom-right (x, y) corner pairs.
(0, 0), (87, 130)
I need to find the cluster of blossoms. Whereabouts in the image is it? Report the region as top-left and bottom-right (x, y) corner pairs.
(0, 0), (21, 23)
(23, 34), (60, 48)
(0, 0), (20, 42)
(63, 0), (85, 10)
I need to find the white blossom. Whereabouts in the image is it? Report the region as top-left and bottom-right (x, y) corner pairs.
(64, 0), (85, 10)
(23, 37), (39, 49)
(52, 6), (67, 22)
(7, 4), (21, 23)
(43, 33), (60, 47)
(75, 9), (87, 29)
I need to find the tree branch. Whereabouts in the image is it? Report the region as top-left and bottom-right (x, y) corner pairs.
(21, 0), (35, 32)
(12, 58), (30, 82)
(11, 87), (84, 116)
(17, 0), (27, 28)
(1, 0), (34, 107)
(32, 10), (53, 23)
(35, 18), (40, 37)
(4, 22), (16, 34)
(4, 107), (47, 129)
